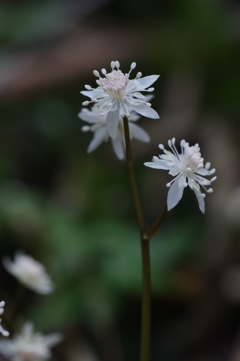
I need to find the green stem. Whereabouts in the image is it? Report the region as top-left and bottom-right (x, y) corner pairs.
(143, 204), (168, 240)
(123, 117), (151, 361)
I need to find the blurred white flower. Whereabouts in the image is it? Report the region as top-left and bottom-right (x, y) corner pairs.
(81, 60), (159, 139)
(144, 138), (216, 213)
(0, 301), (9, 337)
(79, 104), (150, 160)
(0, 322), (62, 361)
(3, 253), (54, 294)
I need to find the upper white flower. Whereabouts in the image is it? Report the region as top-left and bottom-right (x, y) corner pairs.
(3, 253), (54, 295)
(0, 301), (9, 337)
(144, 138), (217, 213)
(81, 61), (160, 139)
(79, 104), (150, 160)
(0, 322), (62, 361)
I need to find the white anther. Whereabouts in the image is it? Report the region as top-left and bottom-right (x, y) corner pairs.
(101, 68), (107, 75)
(172, 138), (176, 145)
(96, 80), (101, 85)
(111, 61), (116, 69)
(131, 62), (136, 69)
(93, 70), (99, 77)
(148, 87), (154, 92)
(205, 162), (211, 169)
(168, 140), (172, 147)
(211, 176), (217, 182)
(136, 72), (142, 78)
(115, 61), (120, 68)
(85, 85), (92, 90)
(158, 144), (164, 149)
(81, 126), (90, 132)
(153, 156), (159, 161)
(82, 101), (89, 106)
(146, 103), (151, 106)
(180, 140), (186, 147)
(210, 168), (216, 174)
(201, 193), (206, 198)
(166, 183), (171, 187)
(207, 188), (213, 193)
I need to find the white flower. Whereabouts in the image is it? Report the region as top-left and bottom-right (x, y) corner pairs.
(0, 322), (62, 361)
(0, 301), (9, 337)
(79, 104), (150, 160)
(81, 61), (159, 139)
(144, 138), (217, 213)
(3, 253), (54, 295)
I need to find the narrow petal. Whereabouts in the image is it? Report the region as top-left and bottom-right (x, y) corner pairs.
(193, 188), (205, 214)
(87, 127), (107, 153)
(111, 132), (125, 160)
(129, 123), (150, 143)
(106, 108), (120, 139)
(167, 178), (185, 211)
(137, 75), (160, 89)
(144, 160), (171, 170)
(81, 89), (105, 99)
(78, 110), (104, 123)
(129, 104), (159, 119)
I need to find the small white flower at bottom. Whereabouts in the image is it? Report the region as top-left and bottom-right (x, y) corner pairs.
(144, 138), (216, 213)
(79, 104), (150, 160)
(81, 60), (159, 139)
(3, 253), (54, 295)
(0, 302), (9, 337)
(0, 322), (62, 361)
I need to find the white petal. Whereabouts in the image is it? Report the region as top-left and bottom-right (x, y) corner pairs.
(106, 108), (120, 139)
(81, 89), (105, 99)
(193, 188), (205, 214)
(129, 104), (159, 119)
(44, 333), (63, 348)
(111, 132), (125, 160)
(87, 127), (107, 153)
(129, 123), (150, 143)
(78, 110), (104, 123)
(137, 75), (160, 89)
(144, 160), (170, 170)
(167, 178), (185, 211)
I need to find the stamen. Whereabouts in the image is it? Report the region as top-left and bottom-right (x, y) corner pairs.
(81, 126), (90, 132)
(148, 88), (154, 92)
(93, 70), (100, 77)
(115, 61), (120, 69)
(101, 68), (107, 75)
(158, 144), (164, 149)
(211, 176), (217, 182)
(85, 85), (92, 90)
(111, 61), (116, 69)
(136, 72), (142, 78)
(153, 156), (159, 161)
(82, 101), (90, 106)
(205, 162), (211, 169)
(207, 188), (213, 193)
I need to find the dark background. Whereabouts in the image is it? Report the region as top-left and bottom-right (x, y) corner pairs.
(0, 1), (240, 360)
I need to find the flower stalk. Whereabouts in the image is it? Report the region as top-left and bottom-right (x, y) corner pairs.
(123, 116), (151, 361)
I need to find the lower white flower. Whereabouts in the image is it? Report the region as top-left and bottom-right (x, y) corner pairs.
(144, 138), (216, 213)
(3, 253), (54, 295)
(79, 104), (150, 160)
(0, 322), (62, 361)
(0, 301), (9, 337)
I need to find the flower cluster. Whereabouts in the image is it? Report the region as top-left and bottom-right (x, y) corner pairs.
(81, 61), (159, 139)
(0, 322), (62, 361)
(0, 301), (9, 337)
(3, 253), (54, 295)
(144, 138), (216, 213)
